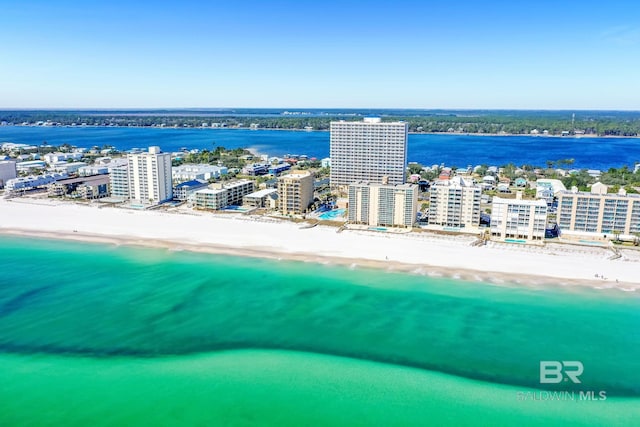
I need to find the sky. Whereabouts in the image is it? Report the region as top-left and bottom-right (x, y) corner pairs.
(1, 0), (639, 109)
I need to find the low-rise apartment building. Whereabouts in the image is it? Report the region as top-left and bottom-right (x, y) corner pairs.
(172, 164), (227, 182)
(173, 179), (209, 202)
(243, 188), (278, 208)
(193, 180), (255, 210)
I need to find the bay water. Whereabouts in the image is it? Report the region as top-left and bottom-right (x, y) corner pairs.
(1, 126), (638, 169)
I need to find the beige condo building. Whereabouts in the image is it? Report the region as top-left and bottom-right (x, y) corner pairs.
(428, 177), (481, 229)
(193, 179), (255, 210)
(557, 183), (640, 236)
(193, 188), (228, 210)
(278, 170), (315, 215)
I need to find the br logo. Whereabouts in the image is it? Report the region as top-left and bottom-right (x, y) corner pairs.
(540, 361), (583, 384)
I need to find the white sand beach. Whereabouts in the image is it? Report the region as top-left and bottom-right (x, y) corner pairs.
(1, 198), (639, 288)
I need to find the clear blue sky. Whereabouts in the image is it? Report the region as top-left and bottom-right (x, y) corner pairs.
(1, 0), (639, 109)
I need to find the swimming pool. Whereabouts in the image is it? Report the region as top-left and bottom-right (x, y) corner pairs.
(221, 205), (249, 212)
(318, 208), (346, 220)
(504, 238), (527, 244)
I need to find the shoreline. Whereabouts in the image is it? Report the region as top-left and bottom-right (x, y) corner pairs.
(1, 198), (639, 291)
(0, 227), (617, 290)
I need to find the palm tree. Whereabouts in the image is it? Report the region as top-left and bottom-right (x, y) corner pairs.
(611, 229), (622, 243)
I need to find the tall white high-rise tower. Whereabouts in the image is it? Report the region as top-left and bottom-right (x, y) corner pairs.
(329, 118), (408, 187)
(127, 146), (172, 204)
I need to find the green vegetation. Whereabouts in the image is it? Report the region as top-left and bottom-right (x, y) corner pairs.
(555, 167), (640, 192)
(172, 146), (252, 169)
(2, 110), (640, 136)
(407, 163), (423, 175)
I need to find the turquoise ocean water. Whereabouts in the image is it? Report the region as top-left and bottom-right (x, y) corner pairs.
(0, 236), (639, 426)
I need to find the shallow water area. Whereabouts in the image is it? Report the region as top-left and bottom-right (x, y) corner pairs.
(0, 236), (639, 425)
(2, 350), (640, 427)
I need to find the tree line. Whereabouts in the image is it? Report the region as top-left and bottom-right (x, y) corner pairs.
(2, 110), (640, 136)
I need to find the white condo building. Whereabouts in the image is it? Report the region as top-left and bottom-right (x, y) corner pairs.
(43, 152), (83, 165)
(172, 164), (228, 183)
(0, 160), (17, 188)
(428, 177), (481, 229)
(330, 118), (408, 187)
(109, 165), (129, 199)
(127, 146), (172, 204)
(348, 182), (418, 228)
(490, 193), (548, 243)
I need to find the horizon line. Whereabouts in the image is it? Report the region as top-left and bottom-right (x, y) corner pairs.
(1, 107), (640, 113)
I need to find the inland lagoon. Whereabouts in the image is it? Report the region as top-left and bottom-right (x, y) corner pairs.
(1, 237), (639, 426)
(1, 126), (639, 170)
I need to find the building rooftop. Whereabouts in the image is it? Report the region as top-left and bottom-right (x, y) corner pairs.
(244, 188), (278, 198)
(350, 181), (417, 190)
(54, 161), (87, 167)
(559, 188), (640, 200)
(279, 170), (313, 180)
(332, 118), (406, 125)
(175, 179), (208, 188)
(434, 176), (476, 188)
(194, 188), (226, 195)
(173, 164), (226, 172)
(492, 196), (547, 206)
(55, 174), (110, 186)
(16, 160), (46, 166)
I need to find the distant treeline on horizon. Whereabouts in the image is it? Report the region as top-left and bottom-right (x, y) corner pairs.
(1, 109), (640, 136)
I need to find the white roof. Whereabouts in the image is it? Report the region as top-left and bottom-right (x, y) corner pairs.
(244, 188), (278, 198)
(535, 179), (566, 194)
(492, 196), (546, 207)
(194, 188), (226, 195)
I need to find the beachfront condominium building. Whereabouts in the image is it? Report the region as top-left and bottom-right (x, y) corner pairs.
(109, 164), (129, 199)
(209, 179), (255, 205)
(0, 160), (17, 188)
(5, 173), (68, 193)
(127, 146), (172, 204)
(278, 170), (315, 215)
(194, 188), (228, 210)
(330, 118), (408, 188)
(490, 193), (548, 243)
(243, 188), (278, 208)
(173, 179), (209, 202)
(348, 182), (418, 228)
(428, 177), (481, 229)
(192, 179), (255, 210)
(556, 184), (640, 236)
